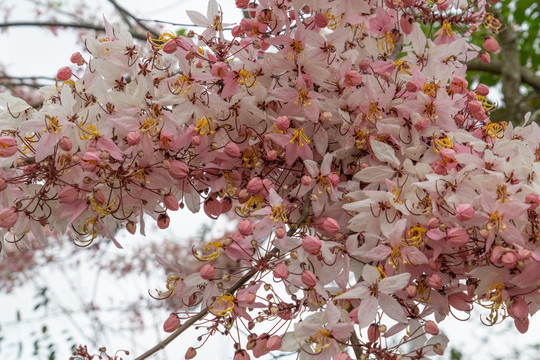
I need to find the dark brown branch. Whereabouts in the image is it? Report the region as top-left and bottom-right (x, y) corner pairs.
(0, 21), (147, 41)
(467, 60), (540, 92)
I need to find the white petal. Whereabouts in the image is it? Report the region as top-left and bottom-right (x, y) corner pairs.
(362, 264), (380, 284)
(186, 10), (211, 27)
(370, 140), (400, 168)
(354, 165), (395, 183)
(379, 273), (411, 294)
(335, 286), (369, 300)
(379, 294), (407, 323)
(357, 296), (378, 328)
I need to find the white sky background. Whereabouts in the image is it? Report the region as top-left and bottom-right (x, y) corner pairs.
(0, 1), (538, 359)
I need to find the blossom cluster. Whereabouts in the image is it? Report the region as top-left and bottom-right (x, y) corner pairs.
(2, 0), (533, 358)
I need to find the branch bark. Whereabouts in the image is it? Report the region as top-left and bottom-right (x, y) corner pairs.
(467, 60), (540, 93)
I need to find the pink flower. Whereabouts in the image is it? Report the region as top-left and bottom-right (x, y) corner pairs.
(58, 137), (73, 152)
(319, 217), (340, 234)
(200, 264), (215, 279)
(446, 227), (470, 247)
(455, 203), (474, 221)
(301, 270), (317, 288)
(70, 52), (85, 65)
(0, 207), (18, 228)
(127, 131), (141, 146)
(238, 219), (253, 235)
(224, 142), (241, 158)
(164, 193), (180, 211)
(80, 152), (101, 171)
(302, 235), (322, 254)
(157, 213), (170, 229)
(167, 160), (189, 180)
(483, 36), (499, 52)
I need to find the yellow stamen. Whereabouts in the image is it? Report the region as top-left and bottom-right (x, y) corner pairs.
(209, 293), (235, 317)
(237, 69), (257, 87)
(377, 32), (395, 56)
(290, 128), (310, 147)
(78, 123), (100, 140)
(487, 211), (506, 232)
(148, 32), (176, 50)
(270, 204), (288, 223)
(45, 115), (62, 134)
(439, 21), (454, 38)
(193, 240), (223, 261)
(432, 134), (453, 152)
(294, 89), (311, 107)
(194, 117), (216, 135)
(307, 329), (332, 353)
(404, 224), (427, 246)
(485, 122), (506, 139)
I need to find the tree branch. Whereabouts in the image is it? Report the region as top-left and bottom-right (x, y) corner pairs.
(134, 200), (312, 360)
(106, 0), (158, 37)
(0, 21), (147, 41)
(467, 59), (540, 92)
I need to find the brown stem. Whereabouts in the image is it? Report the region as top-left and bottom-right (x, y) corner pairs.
(134, 199), (312, 360)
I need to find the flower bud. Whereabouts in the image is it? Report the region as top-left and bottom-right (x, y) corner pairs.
(301, 175), (312, 186)
(433, 343), (445, 355)
(56, 66), (72, 81)
(127, 131), (141, 146)
(479, 51), (491, 64)
(455, 203), (474, 221)
(192, 135), (202, 146)
(367, 323), (380, 342)
(301, 270), (317, 288)
(0, 178), (6, 192)
(157, 213), (170, 229)
(238, 219), (253, 235)
(302, 235), (322, 254)
(0, 136), (18, 157)
(327, 173), (339, 187)
(185, 347), (197, 359)
(266, 150), (277, 161)
(314, 13), (329, 28)
(335, 353), (352, 360)
(405, 284), (417, 298)
(424, 320), (439, 335)
(164, 193), (180, 211)
(70, 52), (85, 66)
(235, 0), (250, 8)
(427, 274), (442, 290)
(126, 221), (137, 235)
(427, 217), (440, 228)
(224, 142), (241, 158)
(447, 227), (470, 247)
(525, 193), (540, 210)
(59, 136), (73, 152)
(275, 227), (286, 239)
(0, 207), (18, 228)
(267, 335), (282, 351)
(400, 14), (414, 34)
(163, 313), (180, 333)
(273, 263), (289, 279)
(483, 36), (499, 52)
(204, 196), (221, 219)
(320, 217), (340, 234)
(519, 248), (531, 261)
(275, 116), (290, 131)
(358, 60), (370, 71)
(475, 84), (490, 96)
(58, 186), (79, 204)
(509, 297), (529, 322)
(502, 251), (518, 268)
(449, 76), (468, 94)
(200, 264), (215, 280)
(490, 246), (505, 263)
(246, 177), (263, 193)
(234, 349), (250, 360)
(406, 81), (420, 93)
(168, 160), (189, 180)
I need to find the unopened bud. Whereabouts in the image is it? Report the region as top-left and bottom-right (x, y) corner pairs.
(163, 313), (180, 333)
(200, 264), (215, 280)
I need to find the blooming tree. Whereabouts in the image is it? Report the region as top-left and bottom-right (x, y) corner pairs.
(1, 0), (538, 359)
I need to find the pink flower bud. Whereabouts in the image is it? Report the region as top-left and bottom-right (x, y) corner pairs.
(525, 193), (540, 210)
(231, 25), (244, 37)
(515, 318), (529, 334)
(70, 52), (85, 66)
(414, 117), (429, 131)
(424, 320), (439, 335)
(302, 235), (322, 254)
(405, 284), (417, 298)
(224, 142), (241, 158)
(455, 203), (474, 221)
(509, 297), (529, 322)
(275, 227), (286, 239)
(168, 160), (189, 180)
(58, 186), (79, 204)
(80, 152), (101, 172)
(447, 227), (470, 247)
(427, 217), (440, 228)
(185, 347), (197, 359)
(479, 228), (490, 238)
(238, 219), (253, 235)
(367, 323), (380, 342)
(519, 248), (531, 261)
(275, 116), (290, 131)
(164, 193), (179, 211)
(273, 263), (289, 279)
(235, 0), (250, 8)
(400, 14), (414, 34)
(127, 131), (141, 146)
(162, 39), (178, 54)
(0, 178), (6, 192)
(320, 217), (340, 234)
(301, 270), (317, 288)
(327, 173), (339, 187)
(233, 349), (250, 360)
(433, 343), (445, 356)
(301, 175), (312, 186)
(266, 150), (277, 161)
(0, 207), (18, 228)
(335, 353), (352, 360)
(314, 13), (329, 28)
(0, 136), (17, 157)
(501, 251), (518, 268)
(56, 66), (72, 81)
(58, 137), (73, 152)
(406, 81), (420, 93)
(220, 196), (232, 213)
(479, 51), (491, 64)
(191, 135), (202, 146)
(157, 213), (170, 229)
(490, 246), (505, 263)
(483, 36), (499, 52)
(204, 196), (221, 219)
(246, 177), (263, 193)
(427, 274), (442, 289)
(126, 221), (137, 235)
(358, 60), (370, 71)
(475, 84), (490, 96)
(266, 336), (282, 351)
(163, 313), (180, 333)
(344, 70), (362, 86)
(200, 264), (215, 280)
